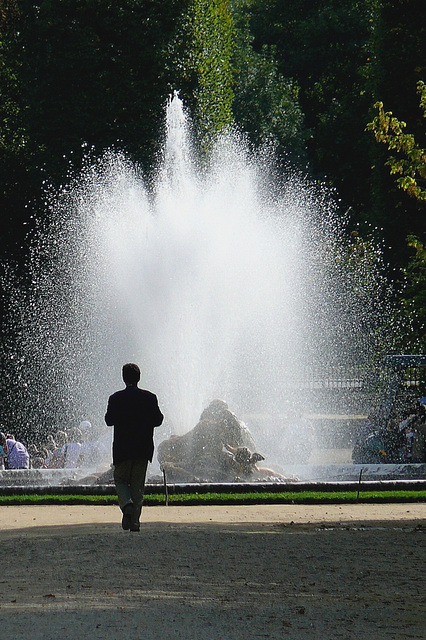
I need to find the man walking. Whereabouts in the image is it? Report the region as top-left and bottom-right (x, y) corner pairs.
(105, 363), (163, 531)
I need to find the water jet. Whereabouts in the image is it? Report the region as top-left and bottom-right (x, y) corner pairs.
(1, 94), (397, 484)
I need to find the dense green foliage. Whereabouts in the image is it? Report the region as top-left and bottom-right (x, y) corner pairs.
(0, 0), (188, 252)
(367, 82), (426, 202)
(166, 0), (235, 145)
(231, 11), (306, 162)
(401, 236), (426, 350)
(1, 0), (425, 347)
(368, 81), (426, 348)
(189, 0), (234, 145)
(234, 0), (376, 224)
(367, 0), (426, 262)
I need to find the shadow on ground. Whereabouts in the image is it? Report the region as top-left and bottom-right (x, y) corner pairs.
(0, 520), (424, 639)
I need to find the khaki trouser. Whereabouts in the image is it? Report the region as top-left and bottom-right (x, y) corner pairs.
(113, 459), (149, 525)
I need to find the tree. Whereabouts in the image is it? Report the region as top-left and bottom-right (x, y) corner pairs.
(0, 0), (189, 263)
(237, 0), (374, 211)
(171, 0), (306, 159)
(369, 0), (426, 139)
(367, 81), (426, 349)
(11, 0), (187, 172)
(367, 81), (426, 201)
(193, 0), (234, 144)
(171, 0), (234, 148)
(231, 7), (306, 163)
(401, 235), (426, 350)
(366, 0), (426, 264)
(0, 0), (35, 254)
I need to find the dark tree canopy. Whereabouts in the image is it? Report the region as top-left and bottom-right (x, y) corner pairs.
(0, 0), (188, 255)
(0, 0), (425, 351)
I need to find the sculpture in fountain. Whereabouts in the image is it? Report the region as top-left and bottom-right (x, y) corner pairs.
(157, 399), (286, 482)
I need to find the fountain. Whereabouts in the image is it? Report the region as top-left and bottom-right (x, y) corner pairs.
(1, 93), (399, 485)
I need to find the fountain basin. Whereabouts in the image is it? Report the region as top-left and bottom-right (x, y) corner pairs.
(1, 464), (425, 489)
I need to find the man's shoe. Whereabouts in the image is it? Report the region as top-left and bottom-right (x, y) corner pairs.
(121, 504), (133, 530)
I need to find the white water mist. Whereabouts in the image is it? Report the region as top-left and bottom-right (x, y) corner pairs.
(5, 94), (393, 459)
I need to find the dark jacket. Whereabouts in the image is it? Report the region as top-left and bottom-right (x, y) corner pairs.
(105, 386), (163, 465)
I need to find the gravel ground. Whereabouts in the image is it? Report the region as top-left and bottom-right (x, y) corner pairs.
(0, 504), (425, 640)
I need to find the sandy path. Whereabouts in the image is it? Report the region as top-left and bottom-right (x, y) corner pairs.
(0, 504), (425, 639)
(0, 502), (426, 531)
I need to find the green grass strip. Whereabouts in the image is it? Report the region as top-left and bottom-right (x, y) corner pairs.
(0, 490), (425, 506)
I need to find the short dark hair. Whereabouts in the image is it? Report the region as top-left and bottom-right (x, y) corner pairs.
(122, 362), (141, 385)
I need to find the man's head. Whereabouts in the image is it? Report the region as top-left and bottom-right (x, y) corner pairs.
(122, 362), (141, 386)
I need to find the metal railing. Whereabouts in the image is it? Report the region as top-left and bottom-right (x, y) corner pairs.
(299, 363), (425, 390)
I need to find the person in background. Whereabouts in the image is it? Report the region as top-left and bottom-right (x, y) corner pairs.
(31, 454), (46, 469)
(411, 399), (426, 463)
(6, 435), (30, 469)
(49, 430), (68, 468)
(27, 444), (39, 467)
(63, 427), (82, 468)
(39, 446), (50, 468)
(43, 435), (56, 467)
(0, 433), (8, 470)
(105, 363), (163, 532)
(77, 421), (99, 468)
